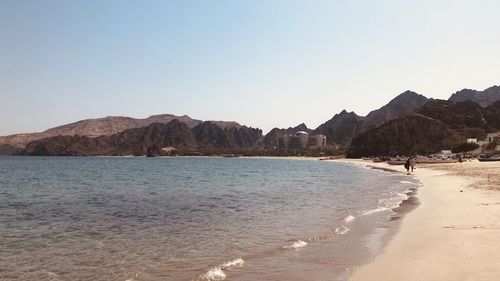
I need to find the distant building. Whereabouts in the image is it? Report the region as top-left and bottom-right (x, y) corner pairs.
(160, 146), (177, 155)
(441, 150), (453, 156)
(307, 134), (327, 148)
(487, 132), (500, 143)
(466, 138), (478, 144)
(496, 145), (500, 151)
(277, 131), (327, 150)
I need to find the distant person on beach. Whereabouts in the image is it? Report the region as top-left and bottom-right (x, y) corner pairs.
(404, 158), (410, 172)
(409, 157), (416, 172)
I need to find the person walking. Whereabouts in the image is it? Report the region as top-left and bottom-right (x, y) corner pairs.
(409, 157), (416, 172)
(404, 158), (410, 172)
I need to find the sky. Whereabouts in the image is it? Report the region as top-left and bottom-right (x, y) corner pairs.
(1, 0), (500, 135)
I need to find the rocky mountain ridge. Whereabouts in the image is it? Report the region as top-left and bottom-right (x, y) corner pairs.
(5, 84), (500, 156)
(448, 85), (500, 107)
(347, 100), (500, 157)
(0, 114), (241, 152)
(23, 120), (261, 156)
(312, 91), (429, 147)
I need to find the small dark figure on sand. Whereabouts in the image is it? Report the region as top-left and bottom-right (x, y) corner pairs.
(404, 157), (416, 173)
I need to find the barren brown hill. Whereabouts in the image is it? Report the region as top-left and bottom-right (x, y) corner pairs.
(449, 85), (500, 107)
(0, 114), (240, 152)
(347, 100), (500, 157)
(23, 120), (261, 156)
(313, 91), (428, 147)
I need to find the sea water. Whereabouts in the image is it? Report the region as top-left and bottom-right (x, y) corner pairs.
(0, 157), (419, 281)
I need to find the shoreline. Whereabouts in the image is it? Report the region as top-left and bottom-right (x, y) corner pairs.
(341, 159), (500, 281)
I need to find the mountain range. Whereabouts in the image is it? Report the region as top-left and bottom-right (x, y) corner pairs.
(347, 100), (500, 157)
(449, 85), (500, 107)
(2, 85), (500, 156)
(307, 90), (429, 148)
(0, 114), (240, 154)
(23, 120), (261, 156)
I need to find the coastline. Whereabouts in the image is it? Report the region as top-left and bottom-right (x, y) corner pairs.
(341, 159), (500, 281)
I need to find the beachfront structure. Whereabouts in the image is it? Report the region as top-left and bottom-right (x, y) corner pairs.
(467, 138), (478, 144)
(160, 146), (177, 155)
(441, 150), (452, 156)
(277, 131), (327, 150)
(307, 134), (328, 148)
(487, 132), (500, 143)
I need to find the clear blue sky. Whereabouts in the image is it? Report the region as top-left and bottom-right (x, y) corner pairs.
(1, 0), (499, 135)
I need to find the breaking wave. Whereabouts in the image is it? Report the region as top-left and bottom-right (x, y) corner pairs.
(201, 258), (245, 281)
(334, 225), (350, 235)
(361, 206), (391, 216)
(343, 215), (356, 223)
(400, 180), (414, 184)
(286, 240), (308, 249)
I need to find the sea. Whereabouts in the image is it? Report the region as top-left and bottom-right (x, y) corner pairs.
(0, 156), (420, 281)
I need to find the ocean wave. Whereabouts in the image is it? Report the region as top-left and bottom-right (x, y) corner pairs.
(364, 187), (415, 216)
(201, 258), (245, 281)
(334, 225), (350, 235)
(361, 207), (390, 216)
(378, 192), (410, 208)
(286, 240), (308, 249)
(400, 180), (415, 184)
(343, 215), (356, 223)
(202, 268), (226, 281)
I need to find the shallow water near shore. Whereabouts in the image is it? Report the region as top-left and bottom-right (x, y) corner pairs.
(0, 157), (419, 281)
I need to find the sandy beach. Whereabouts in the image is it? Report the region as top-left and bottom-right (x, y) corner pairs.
(344, 159), (500, 281)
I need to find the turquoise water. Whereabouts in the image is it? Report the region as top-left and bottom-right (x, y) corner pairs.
(0, 157), (418, 281)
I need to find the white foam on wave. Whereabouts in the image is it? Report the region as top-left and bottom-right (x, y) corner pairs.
(361, 206), (390, 216)
(343, 215), (356, 223)
(202, 268), (226, 281)
(201, 258), (245, 281)
(363, 186), (415, 216)
(220, 258), (245, 269)
(378, 191), (410, 209)
(287, 240), (308, 249)
(398, 192), (410, 201)
(400, 180), (415, 184)
(334, 225), (350, 235)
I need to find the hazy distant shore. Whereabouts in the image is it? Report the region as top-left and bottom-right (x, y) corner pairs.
(342, 159), (500, 280)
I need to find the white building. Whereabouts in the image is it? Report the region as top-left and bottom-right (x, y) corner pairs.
(441, 150), (453, 156)
(277, 131), (327, 150)
(487, 132), (500, 143)
(466, 138), (478, 144)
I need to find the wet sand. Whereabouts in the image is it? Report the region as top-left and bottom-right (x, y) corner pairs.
(345, 159), (500, 281)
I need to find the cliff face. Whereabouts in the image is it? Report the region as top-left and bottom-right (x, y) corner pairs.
(192, 122), (262, 150)
(0, 114), (240, 151)
(449, 85), (500, 107)
(347, 100), (500, 157)
(484, 101), (500, 129)
(348, 115), (454, 157)
(313, 91), (428, 147)
(23, 120), (262, 156)
(360, 91), (429, 131)
(0, 144), (22, 155)
(415, 100), (487, 129)
(313, 110), (364, 147)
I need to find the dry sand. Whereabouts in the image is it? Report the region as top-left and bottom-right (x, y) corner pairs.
(345, 159), (500, 281)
